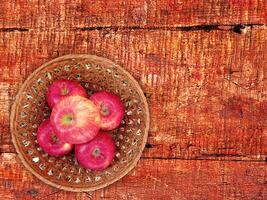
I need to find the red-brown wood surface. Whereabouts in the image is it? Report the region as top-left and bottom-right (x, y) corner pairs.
(0, 0), (266, 199)
(1, 153), (266, 200)
(1, 0), (267, 29)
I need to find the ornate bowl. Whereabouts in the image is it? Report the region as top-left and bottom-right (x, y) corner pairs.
(10, 54), (149, 192)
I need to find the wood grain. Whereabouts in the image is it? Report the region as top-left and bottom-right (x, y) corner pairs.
(0, 153), (266, 200)
(1, 28), (266, 161)
(0, 0), (266, 30)
(0, 1), (267, 198)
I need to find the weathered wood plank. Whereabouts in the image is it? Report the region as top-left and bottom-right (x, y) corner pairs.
(0, 153), (56, 200)
(0, 29), (266, 161)
(0, 0), (266, 30)
(0, 153), (266, 200)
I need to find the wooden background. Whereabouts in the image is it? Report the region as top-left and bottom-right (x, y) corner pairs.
(0, 0), (266, 199)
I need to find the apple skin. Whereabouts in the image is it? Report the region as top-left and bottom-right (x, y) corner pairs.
(90, 91), (124, 130)
(37, 119), (73, 157)
(46, 79), (88, 108)
(75, 132), (115, 171)
(50, 96), (101, 144)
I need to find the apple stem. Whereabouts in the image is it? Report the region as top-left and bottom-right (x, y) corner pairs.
(61, 86), (69, 95)
(100, 103), (110, 116)
(51, 134), (58, 143)
(92, 147), (102, 157)
(62, 114), (74, 125)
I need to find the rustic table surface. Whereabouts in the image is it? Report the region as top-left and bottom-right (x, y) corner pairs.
(0, 1), (266, 199)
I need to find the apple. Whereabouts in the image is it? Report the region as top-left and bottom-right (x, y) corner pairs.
(90, 91), (124, 130)
(37, 119), (73, 157)
(50, 96), (101, 144)
(75, 132), (115, 171)
(46, 79), (88, 108)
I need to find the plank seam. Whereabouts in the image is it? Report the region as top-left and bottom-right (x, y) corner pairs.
(1, 152), (265, 163)
(76, 24), (267, 32)
(0, 24), (266, 33)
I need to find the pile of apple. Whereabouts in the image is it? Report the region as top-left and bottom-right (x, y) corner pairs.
(37, 80), (124, 171)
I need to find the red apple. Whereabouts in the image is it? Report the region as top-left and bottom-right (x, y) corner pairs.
(75, 132), (115, 171)
(37, 119), (73, 157)
(90, 91), (124, 130)
(50, 96), (101, 144)
(46, 79), (88, 108)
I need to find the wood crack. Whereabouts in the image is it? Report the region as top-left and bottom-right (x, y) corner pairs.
(141, 157), (266, 163)
(38, 190), (61, 199)
(0, 28), (29, 32)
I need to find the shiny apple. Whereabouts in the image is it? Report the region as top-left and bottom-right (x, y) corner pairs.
(75, 132), (115, 171)
(50, 96), (101, 144)
(90, 91), (124, 130)
(37, 119), (73, 156)
(46, 79), (88, 108)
